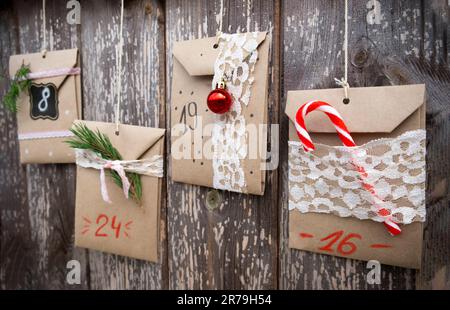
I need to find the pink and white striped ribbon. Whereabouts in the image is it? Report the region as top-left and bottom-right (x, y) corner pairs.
(294, 100), (402, 236)
(22, 67), (81, 80)
(75, 149), (163, 204)
(100, 161), (131, 204)
(18, 130), (74, 141)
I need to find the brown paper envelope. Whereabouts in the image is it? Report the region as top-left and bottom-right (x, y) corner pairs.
(9, 49), (82, 164)
(285, 84), (426, 269)
(170, 32), (271, 195)
(73, 121), (165, 262)
(289, 212), (423, 269)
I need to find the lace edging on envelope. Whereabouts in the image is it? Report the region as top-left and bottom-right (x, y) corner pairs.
(211, 32), (259, 193)
(288, 129), (426, 225)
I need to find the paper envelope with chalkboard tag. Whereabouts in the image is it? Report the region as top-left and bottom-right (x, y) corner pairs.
(71, 121), (165, 262)
(285, 84), (426, 269)
(170, 32), (271, 195)
(9, 48), (82, 164)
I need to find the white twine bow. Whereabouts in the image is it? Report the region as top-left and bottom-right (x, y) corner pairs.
(334, 77), (350, 99)
(100, 160), (130, 203)
(75, 149), (163, 204)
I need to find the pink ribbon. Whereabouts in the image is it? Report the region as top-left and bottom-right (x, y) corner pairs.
(75, 149), (163, 204)
(24, 67), (81, 80)
(18, 130), (74, 141)
(100, 161), (131, 204)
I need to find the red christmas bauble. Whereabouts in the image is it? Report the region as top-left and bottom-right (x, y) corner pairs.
(207, 88), (233, 114)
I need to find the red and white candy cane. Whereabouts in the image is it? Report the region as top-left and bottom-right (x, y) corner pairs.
(294, 100), (401, 236)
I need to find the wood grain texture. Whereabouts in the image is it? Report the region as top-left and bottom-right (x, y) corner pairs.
(408, 0), (449, 289)
(165, 0), (279, 289)
(0, 1), (33, 290)
(5, 0), (88, 289)
(0, 0), (448, 290)
(410, 58), (450, 289)
(81, 0), (167, 289)
(280, 0), (449, 289)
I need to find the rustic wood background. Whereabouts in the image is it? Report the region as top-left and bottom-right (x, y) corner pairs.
(0, 0), (448, 290)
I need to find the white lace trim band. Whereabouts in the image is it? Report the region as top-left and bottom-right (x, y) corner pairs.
(211, 32), (260, 193)
(18, 130), (75, 141)
(288, 129), (426, 225)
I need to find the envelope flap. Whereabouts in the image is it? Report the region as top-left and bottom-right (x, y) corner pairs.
(9, 48), (79, 89)
(173, 32), (267, 76)
(285, 84), (425, 133)
(75, 121), (165, 160)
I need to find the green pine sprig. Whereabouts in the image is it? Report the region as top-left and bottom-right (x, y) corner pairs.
(66, 123), (143, 205)
(2, 64), (31, 113)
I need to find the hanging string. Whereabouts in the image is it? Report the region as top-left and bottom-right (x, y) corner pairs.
(334, 0), (350, 101)
(41, 0), (47, 57)
(217, 0), (224, 36)
(344, 0), (348, 87)
(115, 0), (124, 135)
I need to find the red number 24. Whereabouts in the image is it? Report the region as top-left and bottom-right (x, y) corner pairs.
(95, 214), (121, 239)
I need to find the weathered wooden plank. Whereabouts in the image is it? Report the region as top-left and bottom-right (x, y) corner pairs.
(413, 0), (449, 289)
(0, 1), (33, 290)
(81, 0), (168, 289)
(279, 0), (441, 289)
(0, 0), (446, 290)
(348, 0), (450, 290)
(422, 0), (449, 63)
(165, 0), (279, 289)
(6, 0), (88, 289)
(368, 52), (449, 290)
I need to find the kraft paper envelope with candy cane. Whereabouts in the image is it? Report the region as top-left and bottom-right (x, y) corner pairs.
(73, 121), (165, 262)
(170, 32), (271, 195)
(285, 84), (426, 269)
(9, 49), (82, 164)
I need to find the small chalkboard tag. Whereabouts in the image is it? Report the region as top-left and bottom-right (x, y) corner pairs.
(29, 83), (59, 120)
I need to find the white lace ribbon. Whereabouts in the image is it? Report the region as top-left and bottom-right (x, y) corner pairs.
(75, 149), (163, 203)
(211, 32), (259, 193)
(288, 129), (426, 225)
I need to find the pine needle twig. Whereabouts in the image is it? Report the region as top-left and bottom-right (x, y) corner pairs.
(66, 123), (143, 205)
(2, 64), (31, 113)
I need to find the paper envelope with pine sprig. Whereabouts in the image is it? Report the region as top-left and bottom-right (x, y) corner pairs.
(73, 121), (165, 262)
(9, 49), (82, 164)
(170, 32), (271, 195)
(285, 84), (426, 269)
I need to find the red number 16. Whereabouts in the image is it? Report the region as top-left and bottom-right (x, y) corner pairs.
(318, 230), (361, 255)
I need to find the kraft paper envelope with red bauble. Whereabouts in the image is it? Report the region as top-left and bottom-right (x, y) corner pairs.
(170, 32), (271, 195)
(9, 49), (82, 164)
(285, 84), (426, 269)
